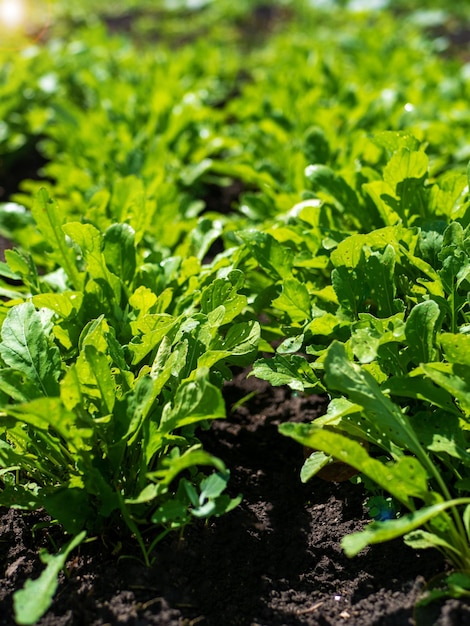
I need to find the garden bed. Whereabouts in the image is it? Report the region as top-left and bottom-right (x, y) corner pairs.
(1, 370), (469, 626)
(2, 3), (470, 625)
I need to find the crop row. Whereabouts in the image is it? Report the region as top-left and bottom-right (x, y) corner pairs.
(1, 1), (470, 622)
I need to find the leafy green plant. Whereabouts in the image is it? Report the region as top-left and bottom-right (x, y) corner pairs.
(246, 143), (470, 580)
(0, 189), (258, 569)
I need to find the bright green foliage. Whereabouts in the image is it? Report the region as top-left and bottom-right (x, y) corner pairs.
(251, 147), (470, 573)
(0, 190), (256, 566)
(3, 1), (470, 259)
(2, 0), (470, 614)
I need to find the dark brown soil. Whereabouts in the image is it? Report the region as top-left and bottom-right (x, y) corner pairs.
(1, 371), (470, 625)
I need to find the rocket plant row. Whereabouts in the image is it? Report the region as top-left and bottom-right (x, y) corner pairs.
(0, 188), (260, 568)
(246, 141), (470, 591)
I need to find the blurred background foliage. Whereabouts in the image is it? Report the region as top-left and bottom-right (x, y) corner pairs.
(1, 0), (470, 261)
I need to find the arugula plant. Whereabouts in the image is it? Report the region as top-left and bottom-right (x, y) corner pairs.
(247, 144), (470, 575)
(0, 189), (258, 567)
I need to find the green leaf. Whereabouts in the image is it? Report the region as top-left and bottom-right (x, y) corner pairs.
(160, 374), (225, 433)
(350, 325), (382, 364)
(363, 180), (401, 226)
(13, 531), (86, 625)
(239, 230), (293, 280)
(342, 500), (470, 557)
(429, 175), (469, 221)
(384, 148), (428, 188)
(191, 474), (240, 518)
(324, 342), (423, 455)
(128, 314), (176, 364)
(440, 332), (470, 366)
(300, 450), (331, 483)
(62, 222), (121, 302)
(417, 226), (445, 268)
(404, 529), (459, 553)
(78, 315), (110, 353)
(365, 246), (399, 317)
(0, 368), (43, 402)
(0, 302), (61, 397)
(384, 376), (457, 413)
(221, 320), (260, 356)
(103, 223), (136, 285)
(31, 189), (82, 290)
(330, 227), (408, 269)
(129, 286), (158, 316)
(409, 410), (470, 465)
(421, 362), (470, 415)
(4, 249), (39, 291)
(280, 423), (429, 507)
(305, 165), (361, 222)
(200, 274), (247, 324)
(404, 300), (440, 365)
(464, 504), (470, 539)
(4, 397), (92, 452)
(198, 321), (260, 368)
(437, 223), (470, 330)
(272, 278), (311, 323)
(0, 483), (41, 510)
(151, 446), (226, 487)
(307, 313), (340, 337)
(193, 492), (242, 518)
(371, 131), (420, 155)
(331, 265), (365, 318)
(198, 471), (229, 500)
(83, 344), (116, 414)
(332, 238), (402, 319)
(116, 374), (156, 447)
(32, 292), (83, 319)
(385, 150), (428, 223)
(252, 354), (319, 392)
(189, 217), (224, 261)
(151, 499), (189, 525)
(303, 126), (330, 164)
(278, 334), (305, 355)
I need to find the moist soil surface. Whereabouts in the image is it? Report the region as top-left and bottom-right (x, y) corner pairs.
(1, 371), (470, 626)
